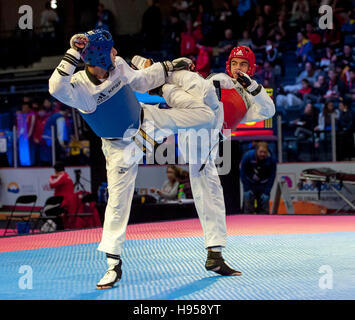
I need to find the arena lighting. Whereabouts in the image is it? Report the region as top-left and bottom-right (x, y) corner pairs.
(50, 0), (57, 9)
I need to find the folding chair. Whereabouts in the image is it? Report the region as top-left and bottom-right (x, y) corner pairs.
(32, 196), (64, 233)
(3, 195), (37, 236)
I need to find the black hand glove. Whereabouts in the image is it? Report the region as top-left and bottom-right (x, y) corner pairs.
(236, 72), (252, 88)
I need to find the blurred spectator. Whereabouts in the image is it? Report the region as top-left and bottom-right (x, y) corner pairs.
(257, 61), (276, 89)
(265, 39), (283, 76)
(33, 105), (50, 166)
(337, 99), (354, 160)
(290, 0), (310, 27)
(276, 79), (312, 109)
(217, 28), (235, 66)
(240, 142), (276, 214)
(324, 69), (346, 102)
(305, 23), (322, 46)
(322, 19), (341, 48)
(344, 67), (355, 102)
(180, 20), (198, 57)
(251, 26), (267, 54)
(150, 165), (180, 201)
(40, 1), (59, 56)
(304, 74), (328, 103)
(95, 3), (115, 32)
(172, 0), (191, 23)
(336, 45), (355, 69)
(42, 104), (69, 164)
(166, 11), (183, 57)
(267, 11), (287, 40)
(341, 9), (355, 45)
(261, 4), (277, 35)
(142, 0), (162, 51)
(319, 47), (337, 72)
(195, 44), (213, 78)
(216, 0), (235, 34)
(315, 101), (340, 134)
(296, 31), (314, 65)
(43, 98), (53, 115)
(49, 162), (76, 229)
(237, 30), (253, 47)
(17, 103), (36, 166)
(292, 103), (319, 141)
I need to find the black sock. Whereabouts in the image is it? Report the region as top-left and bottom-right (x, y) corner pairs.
(106, 253), (120, 260)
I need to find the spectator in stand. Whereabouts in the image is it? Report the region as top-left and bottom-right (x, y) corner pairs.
(257, 61), (276, 89)
(95, 3), (115, 32)
(292, 103), (319, 141)
(304, 74), (328, 103)
(290, 0), (310, 27)
(319, 47), (337, 72)
(236, 0), (254, 28)
(172, 0), (191, 23)
(42, 103), (68, 165)
(314, 101), (340, 148)
(216, 0), (236, 36)
(150, 165), (180, 201)
(32, 105), (49, 166)
(341, 9), (355, 45)
(261, 4), (277, 35)
(43, 98), (53, 115)
(276, 79), (312, 110)
(265, 39), (283, 76)
(142, 0), (162, 51)
(324, 69), (347, 102)
(180, 20), (198, 58)
(40, 1), (59, 55)
(195, 43), (213, 78)
(336, 45), (355, 70)
(49, 162), (76, 229)
(166, 11), (183, 57)
(17, 102), (36, 166)
(251, 26), (267, 54)
(267, 11), (287, 40)
(217, 28), (235, 67)
(344, 67), (355, 103)
(240, 142), (276, 214)
(296, 31), (314, 66)
(337, 99), (354, 160)
(305, 23), (322, 47)
(322, 19), (341, 48)
(237, 30), (253, 48)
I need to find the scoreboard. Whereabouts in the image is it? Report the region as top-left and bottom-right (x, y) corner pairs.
(231, 88), (275, 139)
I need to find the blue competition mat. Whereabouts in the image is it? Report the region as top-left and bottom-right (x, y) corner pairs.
(0, 232), (354, 300)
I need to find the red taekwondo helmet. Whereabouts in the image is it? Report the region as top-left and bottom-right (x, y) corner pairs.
(226, 45), (256, 77)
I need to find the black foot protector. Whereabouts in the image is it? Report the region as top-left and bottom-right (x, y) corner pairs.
(205, 250), (242, 276)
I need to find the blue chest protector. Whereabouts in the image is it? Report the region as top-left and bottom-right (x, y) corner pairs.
(80, 85), (141, 139)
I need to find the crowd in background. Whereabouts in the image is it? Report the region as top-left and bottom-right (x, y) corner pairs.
(14, 94), (76, 166)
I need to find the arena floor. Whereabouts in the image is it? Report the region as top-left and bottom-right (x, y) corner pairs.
(0, 215), (354, 300)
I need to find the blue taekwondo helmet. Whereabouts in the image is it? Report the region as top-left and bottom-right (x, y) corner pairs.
(81, 29), (114, 71)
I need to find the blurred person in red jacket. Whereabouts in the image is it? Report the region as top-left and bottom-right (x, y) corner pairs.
(195, 43), (213, 78)
(49, 162), (77, 228)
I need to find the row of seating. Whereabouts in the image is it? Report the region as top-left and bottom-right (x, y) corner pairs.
(2, 193), (99, 236)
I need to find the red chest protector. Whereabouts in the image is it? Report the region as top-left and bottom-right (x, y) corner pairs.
(220, 88), (248, 129)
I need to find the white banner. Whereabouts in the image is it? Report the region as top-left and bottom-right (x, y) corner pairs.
(0, 167), (91, 207)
